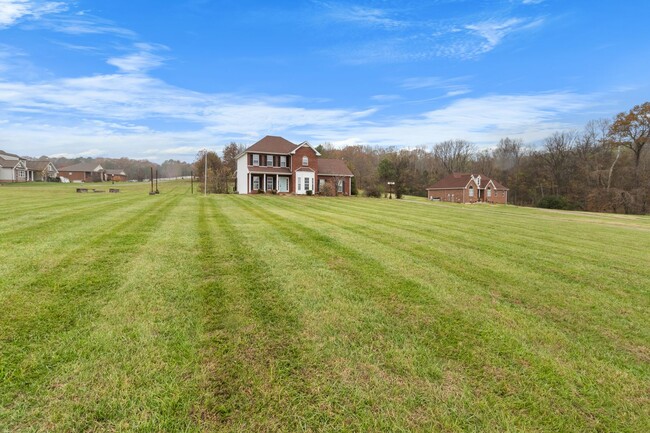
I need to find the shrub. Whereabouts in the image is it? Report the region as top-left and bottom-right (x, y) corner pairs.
(320, 183), (335, 197)
(364, 185), (382, 198)
(306, 190), (313, 196)
(537, 195), (572, 210)
(351, 177), (358, 195)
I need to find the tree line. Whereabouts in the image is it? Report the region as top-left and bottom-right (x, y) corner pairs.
(317, 102), (649, 214)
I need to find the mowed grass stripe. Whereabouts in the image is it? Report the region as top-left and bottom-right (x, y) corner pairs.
(256, 196), (649, 368)
(8, 193), (207, 431)
(300, 196), (649, 266)
(194, 197), (308, 431)
(0, 191), (184, 429)
(292, 197), (650, 295)
(231, 196), (545, 431)
(0, 185), (143, 233)
(233, 195), (648, 432)
(223, 196), (466, 431)
(0, 189), (167, 286)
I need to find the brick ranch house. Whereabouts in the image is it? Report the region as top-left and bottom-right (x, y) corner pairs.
(59, 162), (107, 183)
(235, 136), (354, 195)
(427, 173), (509, 204)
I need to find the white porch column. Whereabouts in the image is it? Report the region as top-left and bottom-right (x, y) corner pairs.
(276, 174), (278, 192)
(263, 174), (266, 192)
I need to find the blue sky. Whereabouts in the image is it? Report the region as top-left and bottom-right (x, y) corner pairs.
(1, 0), (649, 161)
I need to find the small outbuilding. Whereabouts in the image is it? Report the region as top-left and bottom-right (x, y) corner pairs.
(105, 169), (128, 182)
(427, 173), (509, 204)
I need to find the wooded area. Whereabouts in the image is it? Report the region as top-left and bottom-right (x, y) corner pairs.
(316, 102), (649, 214)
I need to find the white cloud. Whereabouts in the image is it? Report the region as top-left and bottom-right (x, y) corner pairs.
(0, 0), (67, 28)
(465, 17), (544, 53)
(0, 68), (600, 160)
(316, 2), (407, 29)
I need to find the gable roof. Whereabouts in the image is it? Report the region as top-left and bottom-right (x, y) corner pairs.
(59, 162), (104, 172)
(318, 158), (353, 176)
(26, 160), (56, 171)
(290, 141), (321, 156)
(427, 173), (509, 190)
(0, 150), (22, 159)
(245, 135), (299, 154)
(0, 152), (24, 169)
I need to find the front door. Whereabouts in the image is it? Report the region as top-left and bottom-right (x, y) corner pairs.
(296, 173), (314, 195)
(278, 177), (289, 193)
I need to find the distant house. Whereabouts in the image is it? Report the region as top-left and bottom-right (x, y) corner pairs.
(59, 162), (107, 183)
(235, 135), (354, 195)
(105, 169), (128, 182)
(26, 160), (58, 182)
(427, 173), (509, 204)
(0, 151), (29, 183)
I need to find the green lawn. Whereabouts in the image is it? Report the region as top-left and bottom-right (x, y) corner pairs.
(1, 181), (648, 432)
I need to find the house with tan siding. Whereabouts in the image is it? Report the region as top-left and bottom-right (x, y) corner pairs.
(0, 151), (29, 183)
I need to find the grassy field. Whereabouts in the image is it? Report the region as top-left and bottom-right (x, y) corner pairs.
(1, 181), (648, 432)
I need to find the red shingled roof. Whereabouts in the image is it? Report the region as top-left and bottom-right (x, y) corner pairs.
(318, 158), (353, 176)
(427, 173), (508, 190)
(245, 136), (298, 154)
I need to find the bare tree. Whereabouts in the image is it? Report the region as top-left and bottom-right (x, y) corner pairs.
(541, 131), (577, 196)
(433, 139), (475, 174)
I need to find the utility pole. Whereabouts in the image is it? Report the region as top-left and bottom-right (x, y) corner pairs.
(149, 167), (154, 195)
(204, 149), (208, 196)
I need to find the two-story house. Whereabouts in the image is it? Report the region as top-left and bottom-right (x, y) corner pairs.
(235, 136), (354, 195)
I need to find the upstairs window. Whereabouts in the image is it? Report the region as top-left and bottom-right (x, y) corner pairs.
(302, 156), (308, 166)
(266, 155), (273, 167)
(252, 154), (259, 166)
(280, 156), (287, 168)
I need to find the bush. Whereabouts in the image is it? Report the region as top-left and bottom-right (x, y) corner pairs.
(320, 183), (335, 196)
(537, 195), (572, 210)
(306, 190), (313, 196)
(364, 185), (382, 198)
(351, 177), (358, 195)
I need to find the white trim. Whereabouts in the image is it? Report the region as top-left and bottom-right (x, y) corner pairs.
(290, 141), (321, 156)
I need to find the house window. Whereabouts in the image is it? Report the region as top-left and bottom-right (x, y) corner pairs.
(302, 156), (308, 166)
(468, 186), (474, 197)
(252, 176), (260, 191)
(487, 188), (492, 198)
(304, 177), (310, 191)
(297, 177), (302, 191)
(266, 176), (273, 190)
(280, 156), (287, 168)
(319, 179), (325, 190)
(267, 155), (273, 167)
(337, 179), (343, 193)
(252, 154), (260, 166)
(18, 170), (25, 177)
